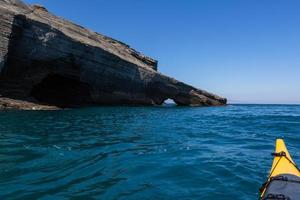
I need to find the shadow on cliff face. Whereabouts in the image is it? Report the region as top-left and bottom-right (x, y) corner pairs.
(0, 12), (226, 108)
(30, 74), (93, 108)
(0, 15), (95, 108)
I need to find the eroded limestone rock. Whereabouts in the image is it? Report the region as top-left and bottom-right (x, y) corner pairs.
(0, 0), (226, 109)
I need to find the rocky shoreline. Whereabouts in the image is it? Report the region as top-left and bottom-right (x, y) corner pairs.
(0, 96), (59, 110)
(0, 0), (226, 110)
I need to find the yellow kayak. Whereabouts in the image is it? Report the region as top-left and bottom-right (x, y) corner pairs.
(260, 139), (300, 200)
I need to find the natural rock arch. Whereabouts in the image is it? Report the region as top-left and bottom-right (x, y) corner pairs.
(0, 0), (227, 109)
(162, 98), (176, 105)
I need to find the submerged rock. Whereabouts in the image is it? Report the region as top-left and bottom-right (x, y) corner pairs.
(0, 0), (226, 109)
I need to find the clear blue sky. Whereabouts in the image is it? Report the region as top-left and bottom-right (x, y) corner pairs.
(24, 0), (300, 104)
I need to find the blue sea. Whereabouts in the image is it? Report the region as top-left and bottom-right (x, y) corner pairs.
(1, 104), (300, 200)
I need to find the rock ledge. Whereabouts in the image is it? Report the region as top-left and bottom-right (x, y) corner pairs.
(0, 0), (226, 109)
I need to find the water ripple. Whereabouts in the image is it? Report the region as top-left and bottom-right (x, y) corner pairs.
(0, 105), (300, 199)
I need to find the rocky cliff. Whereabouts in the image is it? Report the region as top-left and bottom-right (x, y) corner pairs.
(0, 0), (226, 109)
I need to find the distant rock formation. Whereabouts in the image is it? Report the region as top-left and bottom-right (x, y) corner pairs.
(0, 0), (226, 109)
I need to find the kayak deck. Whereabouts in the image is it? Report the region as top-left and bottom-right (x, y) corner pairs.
(269, 139), (300, 178)
(260, 139), (300, 199)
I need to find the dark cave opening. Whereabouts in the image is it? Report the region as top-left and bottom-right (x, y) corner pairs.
(31, 74), (93, 108)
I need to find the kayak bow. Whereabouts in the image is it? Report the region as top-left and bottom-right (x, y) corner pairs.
(260, 139), (300, 200)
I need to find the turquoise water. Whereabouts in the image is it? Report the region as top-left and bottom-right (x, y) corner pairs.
(1, 105), (300, 200)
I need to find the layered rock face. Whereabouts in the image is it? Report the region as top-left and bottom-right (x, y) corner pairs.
(0, 0), (226, 109)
